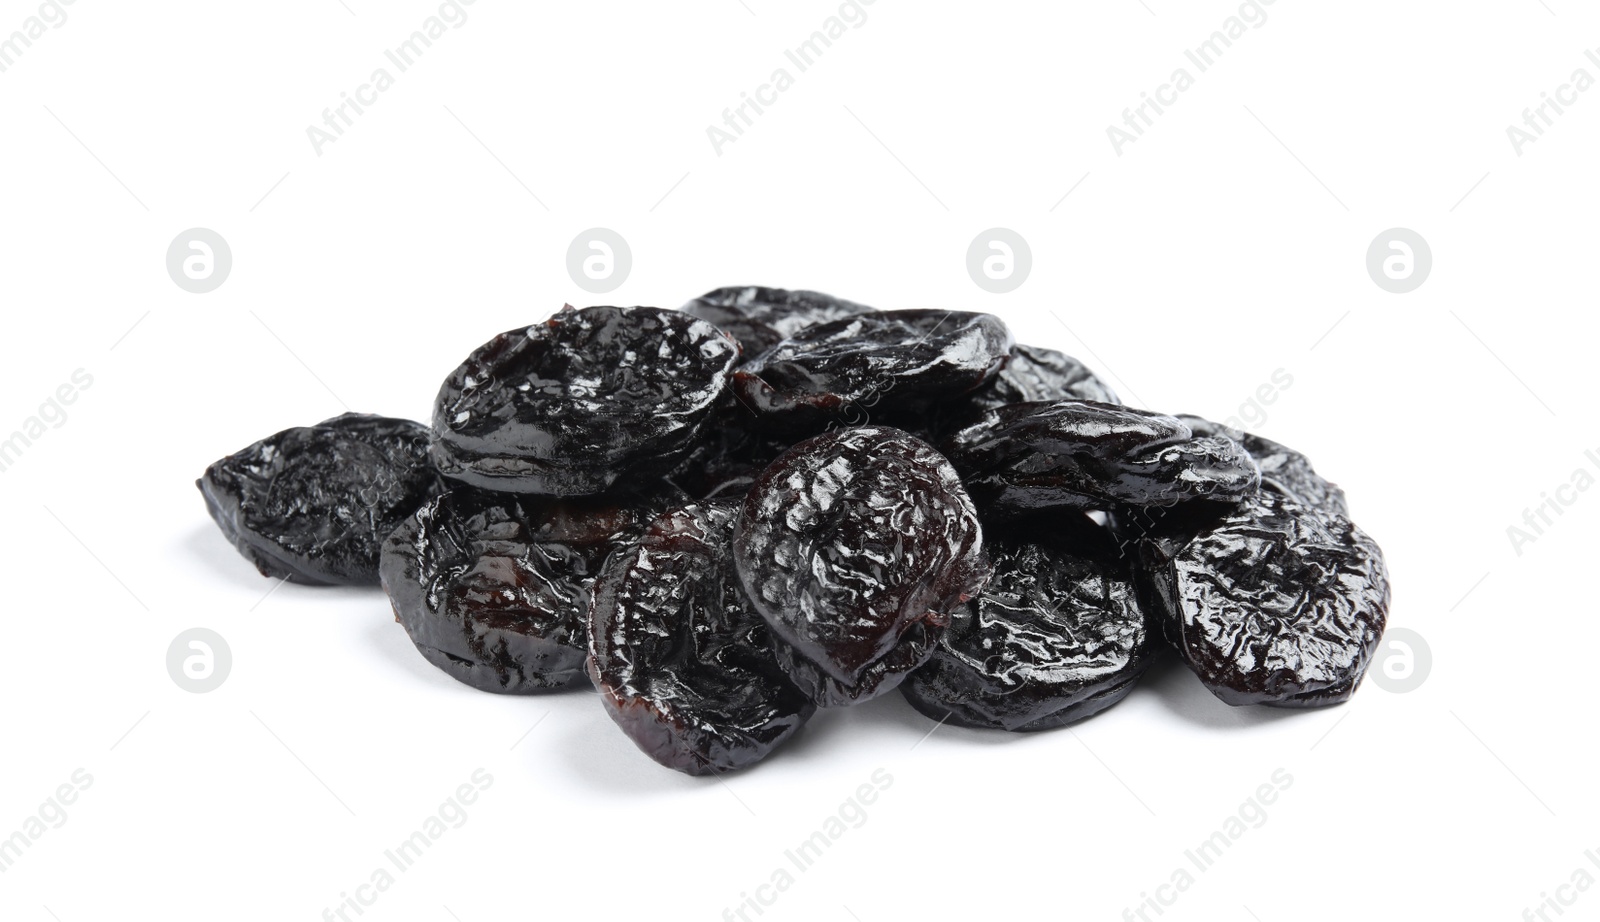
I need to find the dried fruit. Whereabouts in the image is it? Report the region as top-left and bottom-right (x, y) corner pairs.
(902, 517), (1156, 730)
(970, 344), (1120, 409)
(735, 426), (991, 707)
(198, 413), (438, 586)
(682, 286), (874, 358)
(945, 400), (1261, 516)
(431, 306), (739, 495)
(732, 310), (1012, 430)
(382, 487), (668, 693)
(1179, 416), (1349, 518)
(1142, 490), (1389, 708)
(588, 502), (815, 775)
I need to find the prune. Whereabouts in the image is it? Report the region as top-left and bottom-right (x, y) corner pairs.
(682, 286), (874, 357)
(431, 306), (739, 495)
(734, 426), (991, 707)
(971, 344), (1121, 409)
(901, 517), (1157, 730)
(1179, 416), (1349, 518)
(198, 413), (439, 586)
(588, 502), (815, 775)
(382, 487), (669, 693)
(731, 310), (1013, 430)
(944, 400), (1261, 515)
(1142, 490), (1389, 708)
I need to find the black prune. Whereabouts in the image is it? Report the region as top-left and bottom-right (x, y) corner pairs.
(901, 517), (1157, 730)
(731, 310), (1013, 430)
(944, 400), (1261, 515)
(381, 487), (668, 693)
(1179, 416), (1349, 518)
(971, 344), (1121, 409)
(734, 426), (991, 707)
(681, 286), (874, 358)
(430, 306), (739, 495)
(587, 502), (815, 775)
(198, 413), (439, 586)
(1142, 490), (1389, 708)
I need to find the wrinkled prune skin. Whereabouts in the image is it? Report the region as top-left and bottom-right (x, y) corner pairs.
(588, 502), (816, 775)
(901, 519), (1156, 730)
(382, 487), (667, 694)
(1179, 416), (1349, 518)
(944, 400), (1261, 515)
(431, 306), (739, 495)
(973, 344), (1121, 409)
(731, 310), (1013, 431)
(198, 413), (439, 586)
(1143, 490), (1389, 708)
(664, 420), (793, 503)
(734, 426), (991, 707)
(681, 286), (874, 358)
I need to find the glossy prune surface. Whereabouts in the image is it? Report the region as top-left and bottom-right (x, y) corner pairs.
(1178, 416), (1349, 518)
(431, 306), (739, 495)
(732, 310), (1013, 430)
(901, 517), (1156, 730)
(682, 286), (874, 358)
(381, 487), (665, 693)
(734, 426), (991, 707)
(971, 344), (1121, 409)
(944, 400), (1261, 515)
(1142, 490), (1389, 708)
(198, 413), (439, 586)
(588, 502), (815, 775)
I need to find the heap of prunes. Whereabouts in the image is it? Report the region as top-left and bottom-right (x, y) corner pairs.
(198, 288), (1391, 775)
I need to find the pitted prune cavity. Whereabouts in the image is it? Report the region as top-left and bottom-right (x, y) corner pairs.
(734, 426), (991, 707)
(431, 305), (739, 495)
(198, 413), (439, 586)
(588, 502), (815, 775)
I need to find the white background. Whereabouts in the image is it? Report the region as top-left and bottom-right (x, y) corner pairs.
(2, 1), (1596, 920)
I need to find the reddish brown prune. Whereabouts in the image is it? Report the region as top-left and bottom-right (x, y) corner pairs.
(381, 487), (669, 693)
(431, 306), (739, 495)
(1142, 490), (1389, 708)
(731, 310), (1013, 431)
(734, 426), (991, 707)
(944, 400), (1261, 516)
(587, 502), (815, 775)
(681, 286), (874, 358)
(901, 516), (1156, 730)
(197, 413), (439, 586)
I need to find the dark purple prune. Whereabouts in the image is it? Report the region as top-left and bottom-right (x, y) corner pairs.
(972, 344), (1121, 409)
(734, 426), (991, 707)
(731, 310), (1013, 430)
(587, 502), (815, 775)
(901, 517), (1157, 730)
(681, 286), (874, 358)
(430, 306), (739, 495)
(1142, 490), (1389, 708)
(381, 487), (668, 694)
(1178, 416), (1349, 518)
(944, 400), (1261, 515)
(198, 413), (439, 586)
(662, 421), (794, 503)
